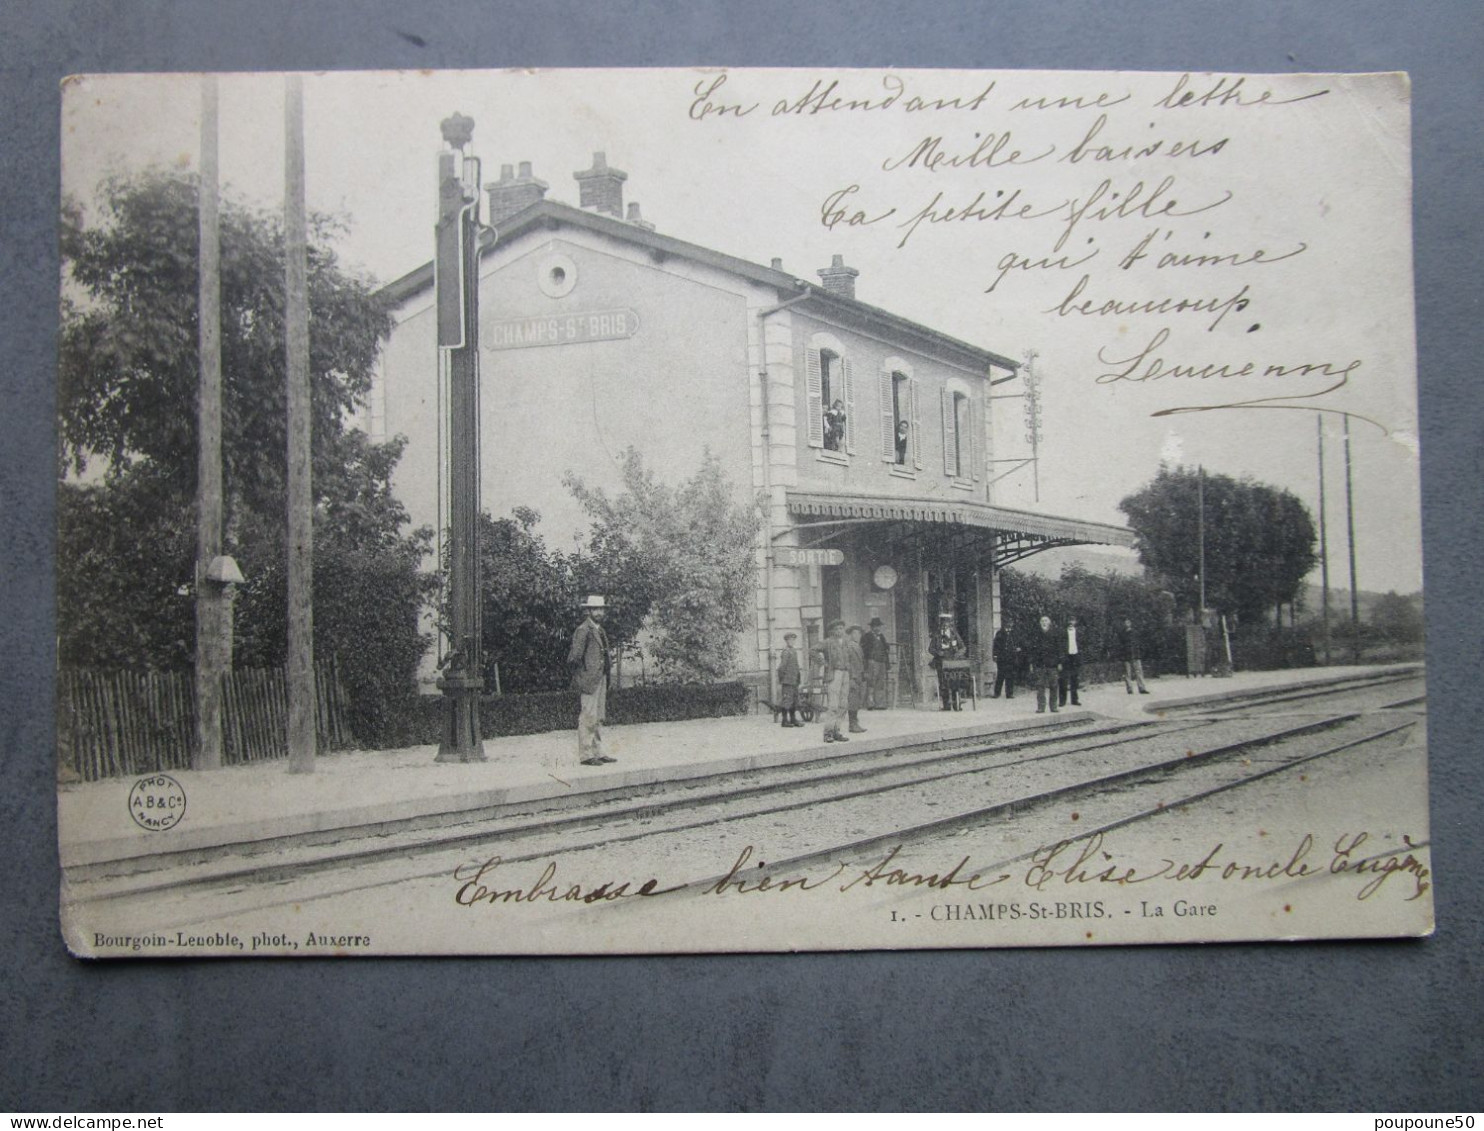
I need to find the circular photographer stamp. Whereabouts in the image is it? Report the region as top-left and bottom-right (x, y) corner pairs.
(128, 774), (187, 831)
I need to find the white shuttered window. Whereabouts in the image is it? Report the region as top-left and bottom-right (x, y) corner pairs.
(805, 347), (823, 448)
(941, 386), (957, 476)
(910, 378), (923, 469)
(842, 356), (855, 455)
(878, 366), (895, 462)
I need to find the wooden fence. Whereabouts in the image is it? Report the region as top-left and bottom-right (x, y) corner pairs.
(58, 664), (353, 781)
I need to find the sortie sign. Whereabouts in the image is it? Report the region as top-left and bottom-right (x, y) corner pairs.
(484, 309), (639, 350)
(777, 547), (845, 567)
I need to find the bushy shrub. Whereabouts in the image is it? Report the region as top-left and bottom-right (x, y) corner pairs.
(359, 681), (751, 750)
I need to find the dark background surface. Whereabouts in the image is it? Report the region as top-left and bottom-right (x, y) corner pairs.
(4, 1), (1480, 1112)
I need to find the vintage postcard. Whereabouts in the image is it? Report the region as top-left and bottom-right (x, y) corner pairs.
(57, 68), (1429, 956)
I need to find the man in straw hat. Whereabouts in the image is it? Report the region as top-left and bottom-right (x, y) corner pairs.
(811, 619), (852, 743)
(568, 595), (615, 766)
(928, 610), (967, 711)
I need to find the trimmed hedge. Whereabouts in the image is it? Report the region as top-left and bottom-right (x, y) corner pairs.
(361, 681), (751, 750)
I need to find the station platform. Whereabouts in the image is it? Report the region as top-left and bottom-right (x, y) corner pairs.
(57, 663), (1419, 871)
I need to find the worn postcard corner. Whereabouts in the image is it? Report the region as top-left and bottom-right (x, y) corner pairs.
(58, 68), (1429, 957)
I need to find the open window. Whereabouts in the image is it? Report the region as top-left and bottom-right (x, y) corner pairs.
(941, 378), (980, 483)
(806, 334), (854, 457)
(879, 358), (921, 470)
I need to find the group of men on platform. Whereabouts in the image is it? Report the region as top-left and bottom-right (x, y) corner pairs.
(567, 591), (1153, 767)
(991, 614), (1151, 714)
(775, 618), (892, 742)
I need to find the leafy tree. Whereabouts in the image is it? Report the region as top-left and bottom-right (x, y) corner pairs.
(566, 448), (761, 682)
(1000, 563), (1173, 662)
(1369, 590), (1425, 645)
(471, 507), (582, 695)
(1119, 466), (1318, 625)
(57, 466), (196, 669)
(231, 434), (436, 739)
(58, 170), (431, 730)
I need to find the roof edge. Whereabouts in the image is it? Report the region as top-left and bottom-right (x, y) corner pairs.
(376, 199), (1018, 373)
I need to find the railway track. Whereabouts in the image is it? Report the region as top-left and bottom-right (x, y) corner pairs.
(1153, 667), (1423, 717)
(67, 672), (1427, 929)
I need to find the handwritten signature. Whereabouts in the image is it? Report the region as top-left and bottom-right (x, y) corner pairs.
(450, 832), (1429, 909)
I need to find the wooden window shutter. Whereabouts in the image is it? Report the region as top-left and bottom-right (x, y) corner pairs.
(969, 394), (981, 480)
(910, 378), (922, 469)
(941, 385), (957, 476)
(878, 367), (895, 462)
(843, 355), (856, 455)
(806, 347), (823, 448)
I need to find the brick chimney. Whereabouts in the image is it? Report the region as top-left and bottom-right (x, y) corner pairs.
(817, 254), (859, 300)
(625, 202), (655, 231)
(486, 161), (548, 224)
(573, 151), (627, 218)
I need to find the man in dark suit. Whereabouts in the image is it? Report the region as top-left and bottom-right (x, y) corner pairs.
(863, 617), (890, 709)
(567, 595), (614, 766)
(991, 617), (1020, 699)
(1029, 614), (1062, 714)
(1058, 614), (1083, 708)
(1118, 616), (1151, 695)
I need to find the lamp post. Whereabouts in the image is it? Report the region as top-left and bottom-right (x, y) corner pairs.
(435, 113), (487, 763)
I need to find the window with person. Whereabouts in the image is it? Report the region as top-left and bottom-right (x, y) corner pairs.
(807, 336), (854, 457)
(879, 359), (921, 470)
(821, 350), (845, 451)
(893, 373), (910, 464)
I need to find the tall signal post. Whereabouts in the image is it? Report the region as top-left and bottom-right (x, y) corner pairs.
(434, 113), (487, 763)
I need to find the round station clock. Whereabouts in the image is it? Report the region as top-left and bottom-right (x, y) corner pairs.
(872, 565), (899, 591)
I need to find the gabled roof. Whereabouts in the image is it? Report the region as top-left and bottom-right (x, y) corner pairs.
(378, 198), (1019, 375)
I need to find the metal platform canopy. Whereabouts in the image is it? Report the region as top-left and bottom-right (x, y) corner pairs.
(783, 491), (1136, 568)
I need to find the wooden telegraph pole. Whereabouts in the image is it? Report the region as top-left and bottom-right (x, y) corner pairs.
(1317, 414), (1332, 665)
(434, 113), (487, 763)
(1343, 414), (1361, 663)
(193, 75), (227, 771)
(284, 75), (316, 773)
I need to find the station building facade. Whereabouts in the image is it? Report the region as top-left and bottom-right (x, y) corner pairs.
(371, 153), (1133, 702)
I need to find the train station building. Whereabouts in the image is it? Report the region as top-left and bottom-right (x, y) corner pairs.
(370, 152), (1134, 702)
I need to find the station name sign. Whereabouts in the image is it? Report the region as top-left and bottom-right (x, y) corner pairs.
(777, 547), (845, 567)
(484, 309), (640, 350)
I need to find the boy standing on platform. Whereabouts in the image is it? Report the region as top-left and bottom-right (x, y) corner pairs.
(776, 633), (804, 727)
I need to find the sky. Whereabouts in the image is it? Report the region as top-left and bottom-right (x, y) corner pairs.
(60, 68), (1424, 595)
